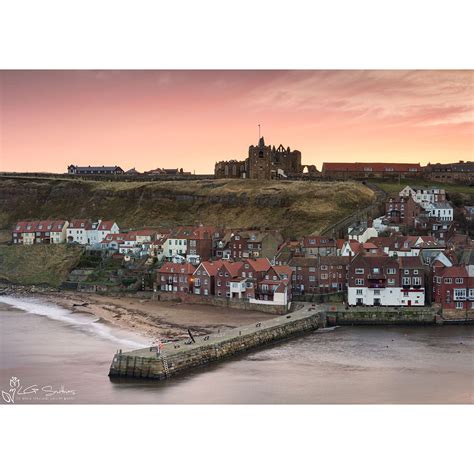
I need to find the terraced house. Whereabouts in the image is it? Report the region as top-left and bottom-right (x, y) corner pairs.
(217, 229), (284, 261)
(67, 219), (119, 245)
(301, 236), (337, 257)
(289, 256), (350, 294)
(348, 254), (425, 306)
(12, 220), (69, 245)
(432, 263), (474, 313)
(157, 262), (196, 294)
(192, 261), (221, 296)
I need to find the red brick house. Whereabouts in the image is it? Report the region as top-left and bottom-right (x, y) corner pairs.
(321, 162), (421, 180)
(301, 236), (337, 257)
(289, 257), (319, 294)
(317, 256), (351, 292)
(255, 265), (293, 306)
(192, 261), (221, 296)
(289, 256), (350, 294)
(219, 230), (284, 261)
(432, 264), (473, 312)
(385, 195), (423, 228)
(214, 261), (244, 297)
(187, 226), (222, 262)
(157, 262), (196, 294)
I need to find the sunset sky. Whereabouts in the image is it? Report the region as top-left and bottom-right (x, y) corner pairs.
(0, 70), (472, 174)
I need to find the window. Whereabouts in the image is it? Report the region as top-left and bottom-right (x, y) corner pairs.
(404, 269), (410, 275)
(309, 276), (316, 282)
(402, 277), (411, 286)
(387, 268), (396, 275)
(455, 278), (464, 284)
(356, 289), (363, 295)
(355, 279), (364, 286)
(455, 301), (464, 309)
(412, 277), (421, 286)
(321, 265), (328, 270)
(454, 289), (466, 300)
(320, 273), (328, 280)
(309, 267), (316, 273)
(444, 278), (452, 284)
(355, 268), (364, 274)
(413, 269), (419, 275)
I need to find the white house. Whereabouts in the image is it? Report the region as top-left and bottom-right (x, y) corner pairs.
(348, 254), (425, 307)
(399, 186), (446, 209)
(347, 221), (378, 243)
(49, 220), (69, 243)
(97, 221), (120, 242)
(67, 218), (119, 245)
(67, 219), (93, 244)
(163, 237), (188, 259)
(425, 202), (453, 221)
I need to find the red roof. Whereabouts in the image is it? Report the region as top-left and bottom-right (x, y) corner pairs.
(245, 257), (272, 272)
(223, 261), (244, 276)
(273, 265), (293, 277)
(98, 220), (117, 231)
(158, 262), (196, 275)
(197, 261), (221, 277)
(14, 220), (67, 233)
(322, 162), (421, 173)
(440, 265), (468, 278)
(68, 219), (92, 230)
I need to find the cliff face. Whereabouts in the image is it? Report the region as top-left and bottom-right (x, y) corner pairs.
(0, 177), (375, 238)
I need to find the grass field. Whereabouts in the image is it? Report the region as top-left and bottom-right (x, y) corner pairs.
(0, 244), (84, 287)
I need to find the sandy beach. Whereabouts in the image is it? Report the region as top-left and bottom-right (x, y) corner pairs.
(37, 291), (274, 341)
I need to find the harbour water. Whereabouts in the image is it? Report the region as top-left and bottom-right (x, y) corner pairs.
(0, 296), (472, 404)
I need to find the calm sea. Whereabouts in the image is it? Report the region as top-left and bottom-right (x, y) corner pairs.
(0, 295), (472, 404)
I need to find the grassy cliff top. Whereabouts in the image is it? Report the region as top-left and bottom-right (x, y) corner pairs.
(0, 177), (375, 238)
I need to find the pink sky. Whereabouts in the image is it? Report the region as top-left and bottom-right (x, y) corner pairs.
(0, 70), (472, 173)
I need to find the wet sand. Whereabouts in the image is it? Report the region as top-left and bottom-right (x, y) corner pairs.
(39, 291), (274, 341)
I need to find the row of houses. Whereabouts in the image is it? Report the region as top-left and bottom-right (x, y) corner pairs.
(157, 258), (293, 308)
(67, 165), (191, 176)
(273, 228), (473, 313)
(155, 242), (473, 313)
(320, 161), (474, 183)
(12, 219), (120, 245)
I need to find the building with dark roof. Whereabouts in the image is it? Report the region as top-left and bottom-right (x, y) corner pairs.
(67, 165), (124, 175)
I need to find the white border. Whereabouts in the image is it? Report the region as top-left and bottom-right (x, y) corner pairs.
(1, 0), (473, 471)
(0, 1), (473, 69)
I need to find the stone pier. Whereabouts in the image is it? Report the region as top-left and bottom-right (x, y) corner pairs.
(109, 304), (324, 380)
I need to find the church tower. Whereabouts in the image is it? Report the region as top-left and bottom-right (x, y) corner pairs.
(247, 135), (272, 179)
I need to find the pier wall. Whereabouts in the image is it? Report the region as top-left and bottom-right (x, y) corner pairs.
(109, 310), (323, 380)
(326, 307), (438, 325)
(155, 291), (290, 315)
